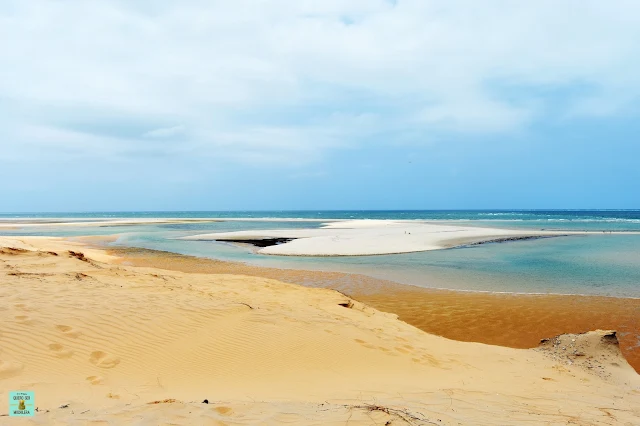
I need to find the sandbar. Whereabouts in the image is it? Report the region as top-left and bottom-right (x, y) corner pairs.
(182, 219), (584, 256)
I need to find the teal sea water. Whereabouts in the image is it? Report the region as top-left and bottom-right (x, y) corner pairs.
(3, 209), (640, 231)
(2, 210), (640, 298)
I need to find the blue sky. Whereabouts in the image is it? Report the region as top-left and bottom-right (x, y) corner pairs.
(1, 0), (639, 211)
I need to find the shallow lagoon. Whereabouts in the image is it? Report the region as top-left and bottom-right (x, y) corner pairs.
(2, 211), (640, 298)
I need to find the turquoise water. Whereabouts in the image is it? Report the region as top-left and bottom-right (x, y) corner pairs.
(3, 209), (640, 231)
(2, 211), (640, 298)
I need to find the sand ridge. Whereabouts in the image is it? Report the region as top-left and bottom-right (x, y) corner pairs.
(1, 237), (639, 425)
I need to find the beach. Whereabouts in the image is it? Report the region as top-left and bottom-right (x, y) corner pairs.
(113, 245), (640, 374)
(5, 0), (639, 421)
(1, 236), (639, 424)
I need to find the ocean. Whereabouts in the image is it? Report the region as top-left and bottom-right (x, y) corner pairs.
(2, 210), (640, 298)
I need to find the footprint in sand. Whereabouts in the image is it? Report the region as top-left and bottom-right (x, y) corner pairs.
(354, 339), (376, 350)
(86, 375), (105, 385)
(420, 354), (441, 367)
(15, 315), (35, 325)
(395, 347), (411, 354)
(48, 343), (74, 359)
(89, 351), (120, 369)
(0, 359), (24, 379)
(56, 324), (81, 338)
(214, 406), (233, 416)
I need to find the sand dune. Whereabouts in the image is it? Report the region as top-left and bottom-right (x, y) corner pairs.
(106, 245), (640, 373)
(1, 237), (639, 425)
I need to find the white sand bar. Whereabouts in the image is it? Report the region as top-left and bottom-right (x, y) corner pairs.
(182, 219), (583, 256)
(0, 218), (226, 228)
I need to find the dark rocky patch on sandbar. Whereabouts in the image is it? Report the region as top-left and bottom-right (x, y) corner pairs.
(465, 235), (568, 247)
(217, 238), (296, 248)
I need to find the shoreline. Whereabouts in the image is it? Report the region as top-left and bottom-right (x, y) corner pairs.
(1, 236), (639, 424)
(111, 244), (640, 300)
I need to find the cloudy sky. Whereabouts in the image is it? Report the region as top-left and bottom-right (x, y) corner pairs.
(1, 0), (639, 211)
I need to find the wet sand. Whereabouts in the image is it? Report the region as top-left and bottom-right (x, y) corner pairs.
(110, 247), (640, 373)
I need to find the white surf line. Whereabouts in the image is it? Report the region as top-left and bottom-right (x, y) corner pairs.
(0, 218), (223, 228)
(0, 217), (345, 227)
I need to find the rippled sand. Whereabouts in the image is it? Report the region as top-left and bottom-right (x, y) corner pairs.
(112, 247), (640, 373)
(1, 237), (639, 424)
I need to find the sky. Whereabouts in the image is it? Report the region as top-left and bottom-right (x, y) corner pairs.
(1, 0), (640, 211)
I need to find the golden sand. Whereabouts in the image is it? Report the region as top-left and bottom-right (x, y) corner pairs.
(111, 247), (640, 373)
(1, 237), (638, 424)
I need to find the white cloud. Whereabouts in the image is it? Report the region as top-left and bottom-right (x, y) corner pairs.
(415, 97), (534, 134)
(143, 125), (186, 138)
(1, 0), (640, 165)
